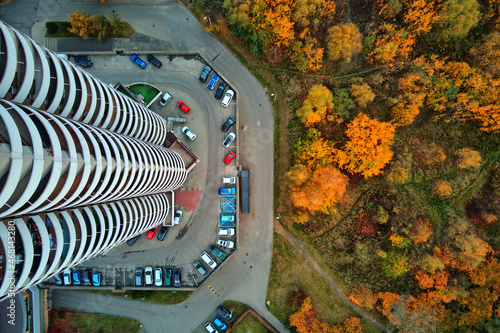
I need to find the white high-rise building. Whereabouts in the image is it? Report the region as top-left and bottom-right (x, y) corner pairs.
(0, 20), (187, 300)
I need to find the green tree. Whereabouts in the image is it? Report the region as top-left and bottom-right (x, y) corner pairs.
(434, 0), (480, 40)
(382, 251), (409, 278)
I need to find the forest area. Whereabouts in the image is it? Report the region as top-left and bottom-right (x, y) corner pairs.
(193, 0), (500, 332)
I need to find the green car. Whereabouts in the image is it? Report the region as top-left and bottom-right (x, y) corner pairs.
(164, 268), (172, 286)
(220, 214), (235, 222)
(209, 245), (227, 260)
(193, 261), (206, 276)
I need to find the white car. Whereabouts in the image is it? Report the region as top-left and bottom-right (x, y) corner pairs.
(200, 252), (217, 269)
(173, 210), (183, 225)
(181, 126), (196, 140)
(223, 132), (236, 147)
(63, 269), (72, 285)
(154, 267), (162, 287)
(221, 89), (234, 107)
(223, 177), (236, 184)
(217, 238), (235, 249)
(144, 266), (153, 285)
(205, 322), (217, 333)
(218, 227), (235, 236)
(159, 92), (172, 106)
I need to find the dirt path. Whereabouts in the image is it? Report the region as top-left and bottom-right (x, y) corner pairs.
(274, 220), (391, 333)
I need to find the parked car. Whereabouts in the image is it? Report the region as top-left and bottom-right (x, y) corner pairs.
(147, 54), (162, 68)
(207, 74), (220, 90)
(54, 274), (62, 285)
(72, 271), (81, 285)
(127, 234), (141, 246)
(159, 92), (172, 106)
(222, 132), (236, 147)
(209, 245), (227, 260)
(201, 252), (217, 269)
(83, 269), (91, 286)
(130, 54), (146, 69)
(177, 101), (191, 114)
(193, 260), (207, 276)
(74, 56), (93, 68)
(164, 268), (172, 287)
(154, 267), (162, 287)
(213, 316), (227, 331)
(173, 210), (183, 225)
(205, 322), (217, 333)
(144, 266), (153, 285)
(92, 272), (101, 287)
(63, 269), (72, 285)
(173, 269), (182, 287)
(220, 214), (235, 222)
(218, 228), (235, 236)
(219, 187), (235, 195)
(157, 226), (169, 241)
(199, 65), (212, 82)
(221, 90), (234, 107)
(215, 81), (228, 99)
(223, 151), (236, 164)
(222, 176), (236, 184)
(147, 226), (158, 240)
(221, 116), (236, 132)
(135, 268), (143, 286)
(181, 126), (197, 140)
(217, 238), (235, 249)
(217, 305), (234, 322)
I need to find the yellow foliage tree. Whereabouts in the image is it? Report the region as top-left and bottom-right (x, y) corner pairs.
(456, 148), (482, 169)
(391, 74), (427, 126)
(350, 83), (376, 108)
(470, 31), (500, 75)
(326, 23), (363, 62)
(295, 129), (335, 167)
(68, 10), (93, 39)
(297, 85), (334, 126)
(335, 113), (395, 178)
(368, 24), (415, 64)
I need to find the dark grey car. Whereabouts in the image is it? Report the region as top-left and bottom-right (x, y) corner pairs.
(147, 54), (162, 68)
(221, 116), (236, 132)
(135, 268), (143, 286)
(199, 65), (211, 82)
(157, 226), (169, 241)
(215, 81), (227, 99)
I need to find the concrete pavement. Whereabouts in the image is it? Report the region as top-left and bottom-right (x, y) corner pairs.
(1, 0), (282, 331)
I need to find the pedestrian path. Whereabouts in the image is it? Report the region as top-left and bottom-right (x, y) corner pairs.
(273, 220), (391, 333)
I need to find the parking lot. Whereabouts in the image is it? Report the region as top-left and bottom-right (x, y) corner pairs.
(45, 53), (241, 290)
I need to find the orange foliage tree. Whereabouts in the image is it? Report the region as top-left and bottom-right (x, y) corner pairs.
(433, 180), (452, 197)
(335, 113), (395, 178)
(403, 0), (441, 35)
(68, 10), (93, 38)
(288, 164), (348, 214)
(349, 285), (378, 310)
(297, 85), (334, 126)
(368, 24), (415, 64)
(409, 219), (433, 244)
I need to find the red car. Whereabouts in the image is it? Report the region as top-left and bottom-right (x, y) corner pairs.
(146, 226), (158, 240)
(224, 151), (236, 164)
(177, 101), (191, 114)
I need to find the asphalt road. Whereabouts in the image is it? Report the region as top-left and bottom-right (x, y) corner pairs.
(1, 0), (282, 331)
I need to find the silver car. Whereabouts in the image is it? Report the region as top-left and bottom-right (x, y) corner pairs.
(181, 126), (196, 140)
(223, 132), (235, 147)
(221, 90), (234, 107)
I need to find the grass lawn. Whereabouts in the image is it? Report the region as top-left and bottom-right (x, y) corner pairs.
(81, 289), (192, 304)
(49, 310), (141, 333)
(267, 233), (356, 326)
(125, 84), (160, 104)
(231, 314), (272, 333)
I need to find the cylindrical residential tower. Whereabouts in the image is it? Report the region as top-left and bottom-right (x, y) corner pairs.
(0, 20), (188, 301)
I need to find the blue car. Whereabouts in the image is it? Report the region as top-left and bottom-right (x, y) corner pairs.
(72, 271), (81, 285)
(130, 54), (146, 69)
(219, 187), (236, 195)
(207, 74), (219, 90)
(92, 272), (101, 287)
(213, 316), (227, 331)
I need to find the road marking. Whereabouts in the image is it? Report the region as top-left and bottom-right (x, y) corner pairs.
(97, 301), (159, 314)
(207, 285), (221, 298)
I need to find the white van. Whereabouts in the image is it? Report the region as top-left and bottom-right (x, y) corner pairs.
(200, 252), (217, 269)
